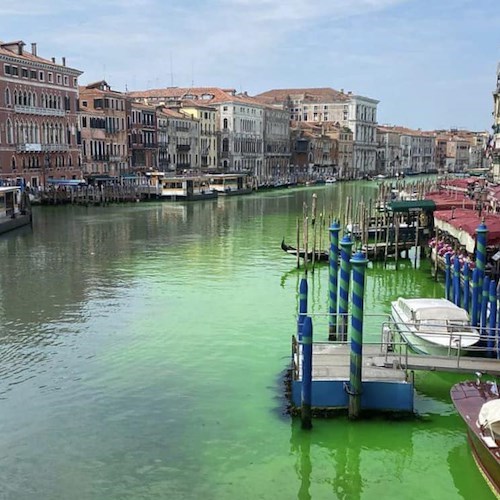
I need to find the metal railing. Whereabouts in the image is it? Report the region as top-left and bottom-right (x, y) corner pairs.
(14, 104), (65, 117)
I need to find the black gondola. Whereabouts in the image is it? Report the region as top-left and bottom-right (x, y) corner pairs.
(280, 239), (329, 262)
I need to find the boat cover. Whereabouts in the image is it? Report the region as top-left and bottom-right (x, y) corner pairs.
(479, 399), (500, 440)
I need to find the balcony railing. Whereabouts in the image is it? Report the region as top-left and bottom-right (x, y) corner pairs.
(17, 143), (69, 152)
(14, 104), (66, 117)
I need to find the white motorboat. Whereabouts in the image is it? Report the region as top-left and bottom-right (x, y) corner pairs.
(390, 297), (480, 355)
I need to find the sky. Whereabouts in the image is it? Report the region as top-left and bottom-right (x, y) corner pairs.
(1, 0), (499, 131)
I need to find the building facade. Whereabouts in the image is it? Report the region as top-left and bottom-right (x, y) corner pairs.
(127, 101), (157, 173)
(255, 87), (379, 178)
(0, 40), (83, 186)
(180, 102), (217, 172)
(79, 80), (128, 178)
(261, 105), (290, 181)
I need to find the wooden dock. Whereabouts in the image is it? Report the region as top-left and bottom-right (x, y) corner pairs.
(293, 341), (500, 381)
(293, 342), (407, 381)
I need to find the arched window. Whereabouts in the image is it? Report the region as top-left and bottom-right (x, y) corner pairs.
(5, 88), (10, 106)
(13, 90), (18, 105)
(223, 118), (228, 129)
(222, 138), (229, 152)
(11, 157), (16, 170)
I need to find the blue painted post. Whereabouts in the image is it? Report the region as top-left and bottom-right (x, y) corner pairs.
(301, 316), (313, 430)
(497, 282), (500, 359)
(445, 253), (452, 301)
(348, 251), (368, 420)
(297, 278), (308, 341)
(476, 222), (488, 291)
(480, 276), (490, 334)
(488, 280), (498, 358)
(339, 236), (354, 342)
(328, 221), (341, 341)
(463, 263), (470, 313)
(453, 255), (461, 307)
(471, 268), (480, 327)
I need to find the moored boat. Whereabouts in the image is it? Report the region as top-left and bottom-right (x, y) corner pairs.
(451, 379), (500, 496)
(390, 297), (480, 355)
(280, 239), (329, 262)
(0, 186), (32, 236)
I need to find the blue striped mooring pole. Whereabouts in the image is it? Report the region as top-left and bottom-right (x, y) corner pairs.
(348, 251), (368, 420)
(471, 267), (480, 327)
(453, 255), (461, 307)
(488, 280), (498, 358)
(463, 263), (470, 313)
(297, 278), (308, 341)
(328, 221), (341, 340)
(445, 253), (452, 301)
(339, 235), (354, 342)
(301, 315), (313, 429)
(476, 221), (488, 291)
(481, 275), (490, 333)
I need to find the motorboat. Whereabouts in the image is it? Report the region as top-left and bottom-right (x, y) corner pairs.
(325, 178), (337, 184)
(451, 379), (500, 496)
(390, 297), (480, 355)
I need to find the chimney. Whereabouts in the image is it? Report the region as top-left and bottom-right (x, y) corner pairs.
(17, 42), (24, 55)
(51, 57), (55, 63)
(62, 57), (66, 67)
(340, 89), (344, 93)
(31, 42), (37, 56)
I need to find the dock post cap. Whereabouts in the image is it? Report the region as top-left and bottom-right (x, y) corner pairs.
(351, 251), (368, 265)
(329, 221), (341, 231)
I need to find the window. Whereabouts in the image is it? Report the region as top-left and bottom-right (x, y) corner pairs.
(11, 66), (18, 76)
(4, 88), (10, 106)
(4, 64), (11, 75)
(56, 74), (62, 84)
(81, 100), (87, 107)
(64, 75), (68, 86)
(21, 68), (28, 78)
(73, 78), (77, 87)
(48, 72), (53, 83)
(30, 70), (37, 79)
(39, 71), (44, 81)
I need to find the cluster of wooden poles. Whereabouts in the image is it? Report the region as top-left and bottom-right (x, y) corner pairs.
(297, 179), (438, 271)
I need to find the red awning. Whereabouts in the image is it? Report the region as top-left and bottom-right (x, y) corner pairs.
(434, 208), (500, 252)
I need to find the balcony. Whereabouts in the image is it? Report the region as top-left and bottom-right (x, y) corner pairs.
(92, 154), (110, 161)
(14, 104), (65, 117)
(177, 144), (190, 152)
(176, 125), (190, 132)
(109, 155), (122, 162)
(17, 143), (69, 152)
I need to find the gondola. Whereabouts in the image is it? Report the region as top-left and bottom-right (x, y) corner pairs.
(280, 239), (329, 262)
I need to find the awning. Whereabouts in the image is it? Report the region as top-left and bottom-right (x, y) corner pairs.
(388, 200), (436, 213)
(434, 208), (500, 253)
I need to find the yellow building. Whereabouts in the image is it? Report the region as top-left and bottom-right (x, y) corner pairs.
(180, 102), (217, 172)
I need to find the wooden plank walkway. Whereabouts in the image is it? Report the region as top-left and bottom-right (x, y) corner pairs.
(380, 352), (500, 376)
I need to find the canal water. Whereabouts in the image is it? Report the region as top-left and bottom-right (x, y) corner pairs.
(0, 182), (494, 499)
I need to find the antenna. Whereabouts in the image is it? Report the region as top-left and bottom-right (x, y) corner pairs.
(170, 52), (174, 87)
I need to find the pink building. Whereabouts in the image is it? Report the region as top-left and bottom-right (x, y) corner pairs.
(0, 40), (83, 186)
